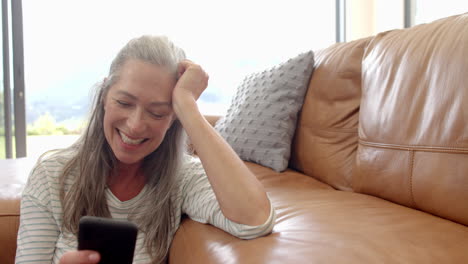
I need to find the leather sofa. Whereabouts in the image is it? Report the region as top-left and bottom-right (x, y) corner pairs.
(2, 13), (468, 264)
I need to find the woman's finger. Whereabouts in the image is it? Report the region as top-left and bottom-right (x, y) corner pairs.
(177, 60), (195, 79)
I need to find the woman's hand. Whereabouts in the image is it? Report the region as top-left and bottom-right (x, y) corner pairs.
(59, 250), (100, 264)
(172, 60), (209, 114)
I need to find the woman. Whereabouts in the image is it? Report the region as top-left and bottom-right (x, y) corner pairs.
(16, 36), (275, 264)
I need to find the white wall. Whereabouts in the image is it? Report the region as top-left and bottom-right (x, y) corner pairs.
(346, 0), (404, 41)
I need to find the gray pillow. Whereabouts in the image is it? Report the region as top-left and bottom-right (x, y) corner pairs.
(214, 51), (315, 172)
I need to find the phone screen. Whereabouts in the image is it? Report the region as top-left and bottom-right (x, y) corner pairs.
(78, 216), (138, 264)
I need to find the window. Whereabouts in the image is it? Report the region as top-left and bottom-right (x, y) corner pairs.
(1, 0), (15, 159)
(0, 3), (4, 158)
(414, 0), (467, 25)
(18, 0), (335, 159)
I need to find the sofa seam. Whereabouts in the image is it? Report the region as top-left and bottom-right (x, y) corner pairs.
(409, 150), (417, 209)
(359, 140), (468, 153)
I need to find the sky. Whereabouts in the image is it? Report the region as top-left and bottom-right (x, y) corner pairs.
(21, 0), (335, 116)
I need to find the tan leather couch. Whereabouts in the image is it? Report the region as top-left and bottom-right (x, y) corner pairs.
(2, 13), (468, 264)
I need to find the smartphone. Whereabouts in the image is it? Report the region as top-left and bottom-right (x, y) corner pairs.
(78, 216), (138, 264)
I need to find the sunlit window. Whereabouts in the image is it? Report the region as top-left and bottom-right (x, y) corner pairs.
(414, 0), (467, 25)
(21, 0), (335, 158)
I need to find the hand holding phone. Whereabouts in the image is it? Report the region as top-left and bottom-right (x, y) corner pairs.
(78, 216), (138, 264)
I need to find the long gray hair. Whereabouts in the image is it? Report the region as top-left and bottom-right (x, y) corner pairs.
(58, 35), (187, 263)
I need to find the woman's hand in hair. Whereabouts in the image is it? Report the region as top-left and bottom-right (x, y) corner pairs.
(59, 250), (100, 264)
(172, 60), (209, 113)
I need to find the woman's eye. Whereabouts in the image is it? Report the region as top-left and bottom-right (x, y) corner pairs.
(116, 100), (131, 107)
(150, 112), (165, 119)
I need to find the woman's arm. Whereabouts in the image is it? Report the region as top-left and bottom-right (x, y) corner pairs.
(16, 161), (100, 264)
(16, 195), (59, 263)
(172, 61), (271, 226)
(15, 163), (61, 264)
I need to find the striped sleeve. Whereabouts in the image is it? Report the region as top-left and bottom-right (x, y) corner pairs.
(15, 161), (60, 264)
(180, 157), (276, 240)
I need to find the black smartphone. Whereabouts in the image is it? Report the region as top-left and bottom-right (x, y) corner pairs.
(78, 216), (138, 264)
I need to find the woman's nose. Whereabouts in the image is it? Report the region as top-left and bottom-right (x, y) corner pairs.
(127, 109), (147, 135)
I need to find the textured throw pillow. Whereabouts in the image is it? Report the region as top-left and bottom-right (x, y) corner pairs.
(214, 51), (315, 172)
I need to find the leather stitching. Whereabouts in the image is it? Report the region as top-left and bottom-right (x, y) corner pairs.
(409, 150), (417, 209)
(359, 140), (468, 153)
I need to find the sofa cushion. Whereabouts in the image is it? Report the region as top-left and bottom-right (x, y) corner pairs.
(290, 37), (371, 191)
(170, 162), (468, 263)
(214, 51), (315, 172)
(0, 199), (21, 264)
(354, 13), (468, 225)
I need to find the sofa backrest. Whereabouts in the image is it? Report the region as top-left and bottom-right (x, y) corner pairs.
(292, 13), (468, 226)
(354, 13), (468, 226)
(290, 36), (371, 191)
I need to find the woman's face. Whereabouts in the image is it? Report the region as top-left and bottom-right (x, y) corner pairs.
(103, 59), (176, 165)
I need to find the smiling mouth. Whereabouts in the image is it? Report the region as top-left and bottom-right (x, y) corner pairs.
(118, 129), (148, 145)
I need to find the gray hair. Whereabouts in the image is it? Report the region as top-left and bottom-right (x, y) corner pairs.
(59, 35), (187, 263)
(107, 35), (186, 86)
